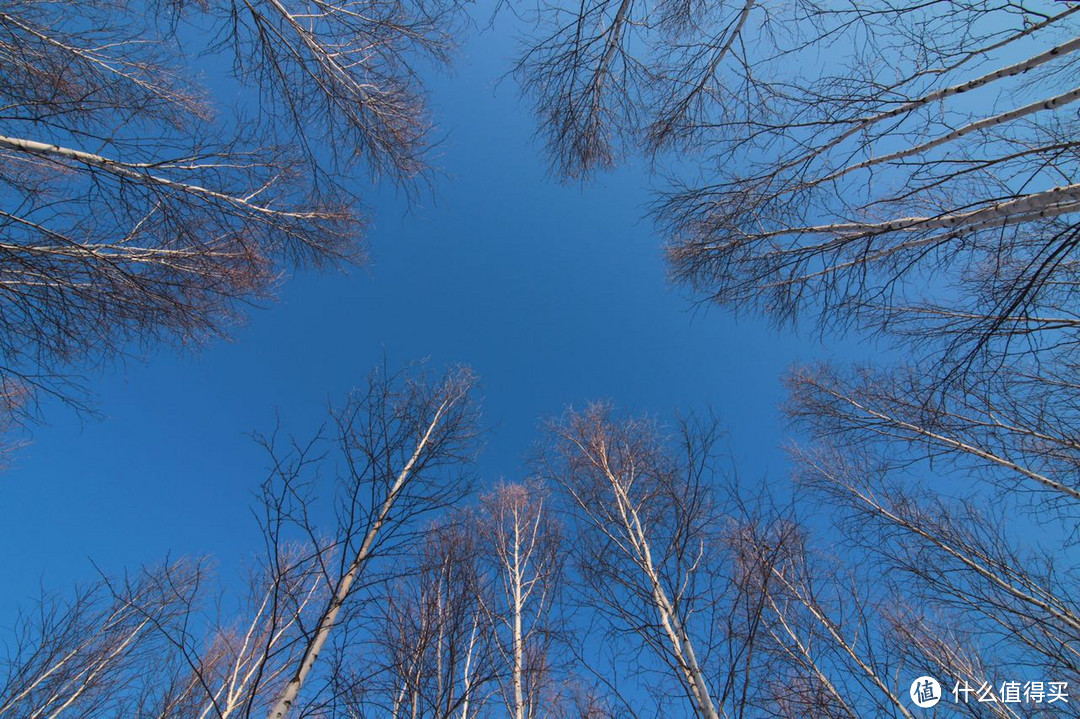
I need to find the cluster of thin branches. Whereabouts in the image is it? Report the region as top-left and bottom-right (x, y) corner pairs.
(0, 0), (465, 422)
(517, 0), (1080, 378)
(2, 363), (483, 718)
(514, 1), (1080, 715)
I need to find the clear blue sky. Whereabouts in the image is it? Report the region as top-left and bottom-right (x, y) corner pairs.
(0, 18), (852, 625)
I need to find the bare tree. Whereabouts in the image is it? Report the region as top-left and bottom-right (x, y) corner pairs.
(0, 363), (480, 719)
(369, 483), (618, 719)
(165, 545), (331, 719)
(779, 441), (1080, 717)
(701, 357), (1080, 715)
(534, 398), (1079, 717)
(254, 364), (479, 718)
(515, 0), (758, 179)
(475, 481), (562, 719)
(372, 515), (495, 719)
(539, 404), (777, 718)
(734, 508), (921, 719)
(658, 2), (1080, 380)
(0, 0), (463, 422)
(787, 363), (1080, 514)
(0, 558), (208, 718)
(515, 4), (1080, 712)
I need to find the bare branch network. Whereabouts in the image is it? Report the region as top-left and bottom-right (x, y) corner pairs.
(517, 0), (1080, 372)
(0, 0), (463, 422)
(12, 375), (1077, 717)
(4, 1), (1080, 718)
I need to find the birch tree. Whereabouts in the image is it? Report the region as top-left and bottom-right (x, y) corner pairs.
(786, 365), (1080, 672)
(732, 509), (922, 719)
(787, 363), (1080, 513)
(658, 0), (1080, 379)
(257, 364), (480, 718)
(373, 516), (495, 719)
(164, 546), (331, 718)
(682, 357), (1079, 715)
(0, 0), (462, 422)
(476, 482), (562, 719)
(540, 405), (759, 718)
(668, 2), (1080, 384)
(0, 363), (479, 718)
(516, 4), (1080, 709)
(0, 559), (207, 718)
(770, 441), (1080, 718)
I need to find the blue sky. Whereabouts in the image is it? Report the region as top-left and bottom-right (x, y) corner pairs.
(0, 18), (850, 625)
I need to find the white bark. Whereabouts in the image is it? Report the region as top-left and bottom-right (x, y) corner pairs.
(604, 470), (720, 719)
(512, 521), (526, 719)
(482, 484), (554, 719)
(721, 183), (1080, 249)
(0, 134), (320, 221)
(764, 596), (858, 719)
(767, 568), (916, 719)
(818, 467), (1080, 635)
(266, 393), (461, 719)
(817, 387), (1080, 504)
(777, 25), (1080, 181)
(820, 85), (1080, 184)
(458, 612), (481, 719)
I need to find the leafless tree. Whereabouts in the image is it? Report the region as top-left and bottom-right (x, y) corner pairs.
(370, 515), (495, 719)
(369, 482), (622, 719)
(516, 3), (1080, 712)
(516, 0), (766, 179)
(0, 363), (480, 718)
(252, 363), (479, 718)
(658, 2), (1080, 380)
(787, 362), (1080, 516)
(539, 404), (783, 718)
(777, 441), (1080, 717)
(708, 358), (1079, 716)
(539, 400), (1047, 717)
(0, 558), (208, 718)
(735, 506), (926, 719)
(475, 481), (562, 719)
(0, 0), (463, 422)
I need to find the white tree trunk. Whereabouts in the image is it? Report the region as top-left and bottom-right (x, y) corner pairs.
(266, 398), (455, 719)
